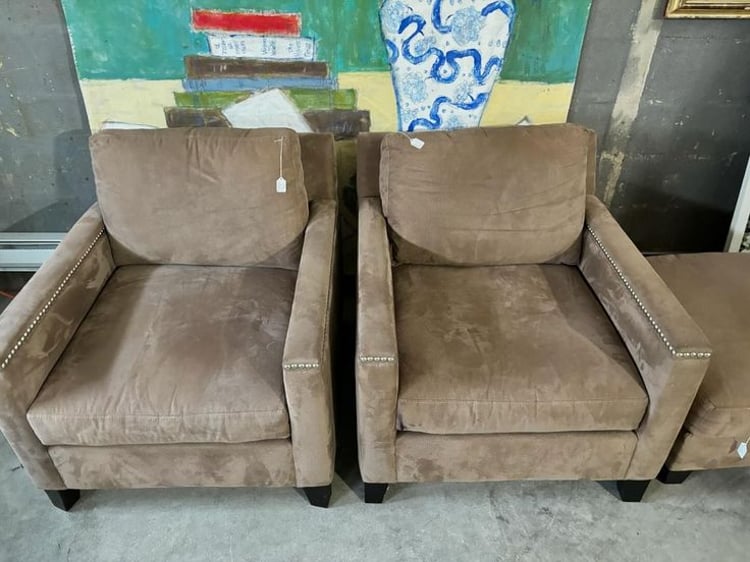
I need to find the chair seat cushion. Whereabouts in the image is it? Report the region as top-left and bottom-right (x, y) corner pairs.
(27, 265), (295, 446)
(394, 264), (648, 435)
(649, 253), (750, 438)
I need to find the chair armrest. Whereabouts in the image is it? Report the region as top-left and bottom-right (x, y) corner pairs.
(282, 200), (337, 487)
(356, 198), (398, 483)
(0, 205), (114, 488)
(579, 195), (711, 479)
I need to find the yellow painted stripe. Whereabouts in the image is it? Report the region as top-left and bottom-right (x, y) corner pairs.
(339, 72), (574, 131)
(80, 74), (574, 132)
(80, 80), (182, 129)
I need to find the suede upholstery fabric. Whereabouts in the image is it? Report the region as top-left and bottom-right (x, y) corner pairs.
(666, 430), (750, 472)
(0, 205), (114, 489)
(356, 198), (399, 483)
(282, 201), (338, 487)
(359, 128), (596, 200)
(90, 128), (309, 267)
(356, 133), (387, 199)
(580, 196), (711, 479)
(394, 264), (647, 435)
(240, 132), (337, 270)
(395, 432), (636, 482)
(379, 125), (592, 266)
(584, 130), (597, 195)
(0, 131), (338, 494)
(299, 133), (337, 201)
(648, 253), (750, 439)
(356, 127), (710, 487)
(27, 265), (295, 447)
(49, 441), (295, 489)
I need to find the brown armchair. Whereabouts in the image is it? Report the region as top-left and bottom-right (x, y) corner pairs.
(0, 128), (337, 510)
(355, 125), (711, 503)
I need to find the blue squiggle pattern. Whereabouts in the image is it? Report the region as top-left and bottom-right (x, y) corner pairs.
(408, 93), (489, 131)
(482, 1), (516, 19)
(399, 16), (503, 85)
(381, 0), (516, 131)
(431, 0), (452, 33)
(400, 16), (442, 65)
(384, 39), (399, 64)
(431, 49), (504, 85)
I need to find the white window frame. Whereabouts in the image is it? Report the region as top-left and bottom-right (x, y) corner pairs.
(0, 233), (65, 271)
(725, 156), (750, 253)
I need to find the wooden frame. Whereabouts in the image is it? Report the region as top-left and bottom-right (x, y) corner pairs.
(666, 0), (750, 18)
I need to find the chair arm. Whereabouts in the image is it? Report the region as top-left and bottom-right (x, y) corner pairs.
(579, 195), (711, 479)
(282, 200), (337, 487)
(0, 205), (115, 489)
(356, 198), (399, 483)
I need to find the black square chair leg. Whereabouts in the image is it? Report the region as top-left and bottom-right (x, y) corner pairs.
(45, 489), (80, 511)
(657, 466), (692, 485)
(302, 485), (332, 508)
(616, 480), (650, 502)
(364, 483), (389, 504)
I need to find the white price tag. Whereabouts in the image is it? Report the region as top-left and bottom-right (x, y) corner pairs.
(410, 138), (425, 150)
(737, 441), (748, 459)
(276, 177), (287, 193)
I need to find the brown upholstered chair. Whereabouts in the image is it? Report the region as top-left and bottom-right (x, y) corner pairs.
(0, 128), (337, 510)
(355, 125), (712, 503)
(647, 253), (750, 483)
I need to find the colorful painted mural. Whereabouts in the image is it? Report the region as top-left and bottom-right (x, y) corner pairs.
(60, 1), (592, 133)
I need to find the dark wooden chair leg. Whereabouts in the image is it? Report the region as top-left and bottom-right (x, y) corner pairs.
(657, 466), (692, 484)
(45, 489), (80, 511)
(302, 485), (332, 508)
(616, 480), (650, 502)
(364, 483), (389, 504)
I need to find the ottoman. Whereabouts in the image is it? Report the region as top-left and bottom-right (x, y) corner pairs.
(648, 253), (750, 482)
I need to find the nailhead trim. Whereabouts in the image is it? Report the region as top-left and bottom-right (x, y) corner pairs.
(360, 356), (396, 364)
(284, 362), (320, 370)
(0, 228), (106, 371)
(586, 225), (710, 360)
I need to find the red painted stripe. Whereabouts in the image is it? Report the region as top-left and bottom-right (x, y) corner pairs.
(192, 10), (301, 35)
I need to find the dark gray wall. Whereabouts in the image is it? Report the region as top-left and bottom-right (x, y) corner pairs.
(0, 0), (94, 232)
(571, 0), (750, 252)
(1, 0), (749, 252)
(569, 0), (641, 144)
(612, 17), (750, 252)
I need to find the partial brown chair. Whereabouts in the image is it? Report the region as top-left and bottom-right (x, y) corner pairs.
(647, 253), (750, 484)
(355, 125), (711, 503)
(0, 128), (337, 510)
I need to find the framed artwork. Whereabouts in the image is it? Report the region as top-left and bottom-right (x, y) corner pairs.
(665, 1), (750, 19)
(60, 1), (593, 133)
(725, 156), (750, 252)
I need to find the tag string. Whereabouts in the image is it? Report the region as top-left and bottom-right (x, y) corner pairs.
(397, 131), (425, 150)
(277, 137), (284, 179)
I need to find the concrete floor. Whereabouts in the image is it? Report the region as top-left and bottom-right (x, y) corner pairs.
(1, 434), (749, 562)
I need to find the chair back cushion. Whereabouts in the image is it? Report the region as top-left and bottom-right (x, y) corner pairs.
(90, 127), (308, 267)
(379, 124), (593, 266)
(299, 133), (336, 201)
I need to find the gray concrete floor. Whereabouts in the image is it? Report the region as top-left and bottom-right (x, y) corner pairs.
(1, 434), (749, 562)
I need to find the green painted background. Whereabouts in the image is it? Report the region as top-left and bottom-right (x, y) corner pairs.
(61, 0), (591, 83)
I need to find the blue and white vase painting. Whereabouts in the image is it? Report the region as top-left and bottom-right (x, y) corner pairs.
(380, 0), (516, 131)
